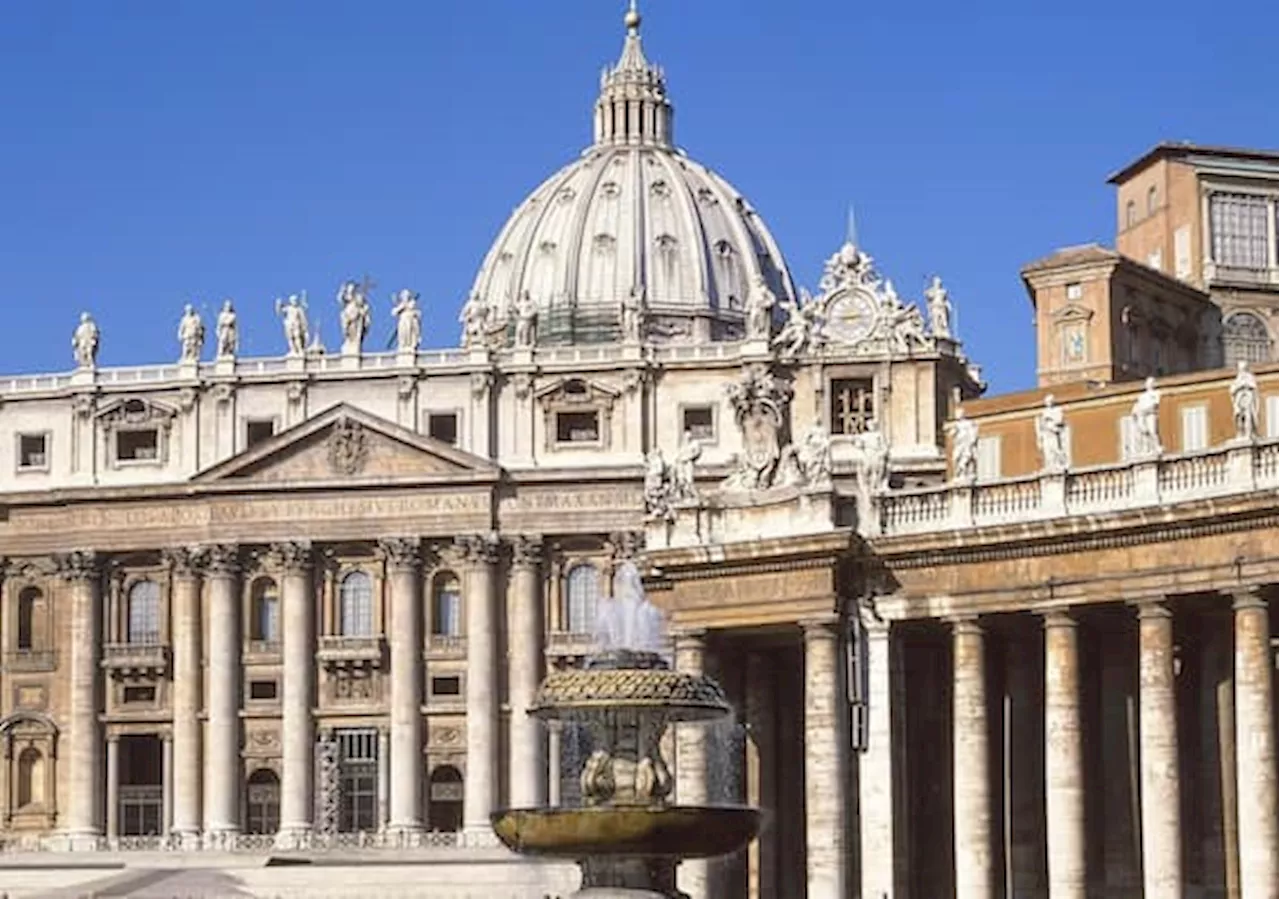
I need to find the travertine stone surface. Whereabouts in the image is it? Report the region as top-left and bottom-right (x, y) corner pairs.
(170, 563), (203, 842)
(859, 613), (895, 899)
(952, 616), (992, 899)
(802, 618), (846, 899)
(383, 538), (423, 833)
(745, 651), (777, 899)
(57, 552), (102, 840)
(203, 546), (241, 837)
(1137, 600), (1182, 899)
(1233, 591), (1278, 899)
(508, 537), (545, 810)
(674, 629), (709, 899)
(277, 543), (315, 845)
(462, 537), (499, 834)
(1043, 610), (1084, 899)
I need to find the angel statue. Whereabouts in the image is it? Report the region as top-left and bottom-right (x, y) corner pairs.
(72, 311), (100, 368)
(337, 280), (373, 355)
(772, 294), (812, 358)
(275, 294), (309, 356)
(215, 300), (238, 359)
(391, 289), (422, 353)
(176, 303), (205, 363)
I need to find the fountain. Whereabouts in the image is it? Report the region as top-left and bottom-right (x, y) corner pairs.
(491, 562), (760, 898)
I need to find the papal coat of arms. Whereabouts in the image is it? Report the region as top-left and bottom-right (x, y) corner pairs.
(327, 417), (369, 476)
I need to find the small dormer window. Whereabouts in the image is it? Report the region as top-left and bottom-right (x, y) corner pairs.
(1065, 283), (1083, 300)
(117, 429), (159, 462)
(17, 433), (48, 470)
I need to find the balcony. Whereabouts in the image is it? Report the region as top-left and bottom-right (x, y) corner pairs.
(3, 649), (57, 672)
(424, 634), (466, 659)
(316, 635), (385, 671)
(243, 639), (282, 665)
(1204, 259), (1280, 289)
(101, 643), (169, 678)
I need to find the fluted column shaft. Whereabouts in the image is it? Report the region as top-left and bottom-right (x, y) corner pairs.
(859, 613), (895, 899)
(1043, 611), (1085, 899)
(952, 616), (992, 899)
(203, 547), (241, 838)
(383, 538), (423, 833)
(1137, 600), (1181, 899)
(169, 555), (203, 842)
(276, 542), (314, 844)
(674, 629), (710, 899)
(461, 534), (499, 834)
(802, 618), (847, 899)
(57, 552), (102, 842)
(1233, 590), (1278, 899)
(508, 537), (545, 809)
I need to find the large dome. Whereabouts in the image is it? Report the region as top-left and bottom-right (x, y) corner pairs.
(467, 8), (796, 346)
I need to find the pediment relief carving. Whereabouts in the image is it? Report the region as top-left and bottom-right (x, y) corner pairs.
(1050, 303), (1095, 325)
(96, 397), (178, 433)
(534, 377), (621, 412)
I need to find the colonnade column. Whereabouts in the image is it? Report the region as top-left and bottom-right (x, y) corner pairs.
(203, 545), (241, 843)
(460, 533), (499, 838)
(858, 609), (895, 899)
(1043, 610), (1085, 899)
(674, 628), (710, 899)
(55, 551), (103, 846)
(381, 537), (423, 835)
(1232, 589), (1278, 899)
(275, 541), (315, 847)
(1136, 599), (1182, 899)
(801, 617), (847, 899)
(168, 549), (203, 846)
(951, 615), (992, 899)
(508, 536), (545, 810)
(744, 650), (777, 899)
(105, 735), (120, 841)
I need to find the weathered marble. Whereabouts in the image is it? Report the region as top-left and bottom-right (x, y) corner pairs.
(802, 618), (846, 899)
(952, 616), (991, 899)
(1233, 590), (1278, 899)
(1137, 600), (1182, 899)
(1043, 610), (1084, 899)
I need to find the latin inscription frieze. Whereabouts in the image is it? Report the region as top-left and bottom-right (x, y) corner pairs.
(505, 488), (643, 513)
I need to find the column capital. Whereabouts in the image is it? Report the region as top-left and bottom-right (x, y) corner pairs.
(1131, 597), (1173, 620)
(455, 532), (500, 567)
(947, 614), (983, 635)
(608, 530), (645, 563)
(670, 627), (707, 650)
(378, 537), (422, 572)
(204, 544), (241, 577)
(1040, 607), (1078, 630)
(509, 535), (544, 569)
(1229, 586), (1268, 612)
(163, 545), (207, 579)
(53, 550), (99, 583)
(268, 540), (313, 573)
(799, 615), (841, 639)
(857, 597), (891, 636)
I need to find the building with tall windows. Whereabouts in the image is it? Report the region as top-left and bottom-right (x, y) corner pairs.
(0, 8), (1275, 899)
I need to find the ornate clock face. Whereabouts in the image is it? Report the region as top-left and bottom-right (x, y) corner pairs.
(826, 289), (877, 345)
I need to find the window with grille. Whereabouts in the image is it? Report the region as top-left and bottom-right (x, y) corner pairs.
(565, 564), (601, 634)
(1223, 312), (1273, 366)
(1210, 194), (1270, 271)
(251, 578), (280, 643)
(245, 769), (280, 835)
(830, 378), (875, 436)
(431, 574), (462, 637)
(336, 729), (379, 833)
(126, 581), (161, 644)
(1180, 404), (1208, 452)
(339, 571), (374, 637)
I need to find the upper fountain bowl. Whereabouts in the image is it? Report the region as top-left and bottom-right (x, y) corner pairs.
(529, 654), (731, 724)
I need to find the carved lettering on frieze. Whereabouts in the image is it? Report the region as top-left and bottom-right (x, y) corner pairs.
(508, 488), (644, 513)
(211, 493), (487, 525)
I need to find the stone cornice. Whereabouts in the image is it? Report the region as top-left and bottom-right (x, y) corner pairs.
(644, 530), (857, 580)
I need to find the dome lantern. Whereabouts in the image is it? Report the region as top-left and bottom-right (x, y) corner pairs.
(593, 1), (673, 148)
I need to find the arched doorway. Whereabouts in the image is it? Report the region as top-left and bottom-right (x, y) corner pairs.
(245, 769), (280, 835)
(427, 764), (463, 832)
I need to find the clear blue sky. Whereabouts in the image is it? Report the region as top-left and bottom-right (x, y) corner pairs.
(0, 1), (1274, 392)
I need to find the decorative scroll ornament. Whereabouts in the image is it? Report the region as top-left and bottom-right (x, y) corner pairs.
(268, 541), (312, 573)
(378, 537), (421, 571)
(163, 545), (207, 578)
(53, 550), (99, 582)
(327, 417), (369, 476)
(456, 531), (501, 566)
(510, 535), (544, 568)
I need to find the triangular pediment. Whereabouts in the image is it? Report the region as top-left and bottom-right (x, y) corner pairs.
(1050, 303), (1094, 324)
(192, 404), (499, 485)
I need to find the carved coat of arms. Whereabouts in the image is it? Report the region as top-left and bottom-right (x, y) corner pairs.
(327, 418), (369, 476)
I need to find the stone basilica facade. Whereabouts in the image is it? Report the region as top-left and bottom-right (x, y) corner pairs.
(0, 9), (1276, 899)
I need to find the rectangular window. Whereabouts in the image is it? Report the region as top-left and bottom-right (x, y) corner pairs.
(976, 435), (1002, 481)
(830, 378), (875, 436)
(335, 729), (379, 834)
(249, 680), (278, 701)
(1210, 193), (1270, 270)
(1180, 404), (1208, 452)
(556, 410), (600, 443)
(681, 406), (715, 441)
(117, 429), (159, 462)
(1267, 395), (1279, 439)
(245, 419), (276, 449)
(1065, 283), (1082, 300)
(431, 675), (462, 697)
(427, 412), (458, 445)
(17, 433), (48, 470)
(1174, 225), (1192, 281)
(122, 685), (156, 704)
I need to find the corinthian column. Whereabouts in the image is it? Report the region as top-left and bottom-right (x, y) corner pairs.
(55, 551), (102, 846)
(460, 533), (499, 838)
(167, 548), (204, 846)
(859, 609), (895, 899)
(1232, 589), (1278, 899)
(508, 536), (545, 810)
(952, 615), (992, 899)
(1136, 599), (1181, 899)
(674, 628), (710, 899)
(203, 545), (241, 842)
(802, 617), (847, 899)
(1043, 610), (1085, 899)
(274, 541), (314, 847)
(380, 537), (423, 834)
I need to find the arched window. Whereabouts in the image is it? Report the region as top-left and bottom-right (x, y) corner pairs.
(250, 578), (280, 643)
(16, 587), (41, 650)
(126, 580), (161, 645)
(431, 573), (462, 637)
(339, 571), (374, 637)
(427, 764), (464, 833)
(565, 564), (600, 635)
(245, 768), (280, 835)
(16, 746), (43, 808)
(1223, 311), (1273, 365)
(1146, 185), (1158, 215)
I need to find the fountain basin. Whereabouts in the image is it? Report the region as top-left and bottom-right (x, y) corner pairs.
(491, 806), (761, 860)
(530, 655), (730, 724)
